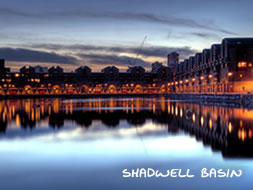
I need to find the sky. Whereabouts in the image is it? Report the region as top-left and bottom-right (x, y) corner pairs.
(0, 0), (253, 72)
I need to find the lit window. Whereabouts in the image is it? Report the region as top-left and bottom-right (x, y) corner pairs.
(238, 62), (247, 68)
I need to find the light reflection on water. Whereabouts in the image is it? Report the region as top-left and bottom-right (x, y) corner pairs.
(0, 97), (253, 190)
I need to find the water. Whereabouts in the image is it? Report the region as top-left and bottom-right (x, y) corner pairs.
(0, 97), (253, 190)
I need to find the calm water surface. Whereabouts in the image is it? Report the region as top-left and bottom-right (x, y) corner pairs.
(0, 97), (253, 190)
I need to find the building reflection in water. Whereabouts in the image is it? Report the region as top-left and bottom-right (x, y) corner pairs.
(0, 97), (253, 158)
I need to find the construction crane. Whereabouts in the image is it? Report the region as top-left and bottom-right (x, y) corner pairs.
(129, 36), (147, 67)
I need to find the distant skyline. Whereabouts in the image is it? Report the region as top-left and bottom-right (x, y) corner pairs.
(0, 0), (253, 71)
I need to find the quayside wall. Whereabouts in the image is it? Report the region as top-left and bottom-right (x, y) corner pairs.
(1, 93), (253, 109)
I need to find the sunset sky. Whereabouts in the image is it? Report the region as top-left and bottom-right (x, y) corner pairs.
(0, 0), (252, 72)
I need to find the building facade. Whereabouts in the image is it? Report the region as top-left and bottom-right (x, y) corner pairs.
(0, 61), (171, 95)
(170, 38), (253, 94)
(1, 38), (253, 96)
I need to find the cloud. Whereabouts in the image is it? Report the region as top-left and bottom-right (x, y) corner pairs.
(27, 43), (197, 60)
(135, 46), (197, 59)
(97, 12), (234, 35)
(189, 32), (220, 39)
(0, 8), (234, 35)
(0, 48), (78, 65)
(78, 53), (151, 68)
(0, 44), (197, 70)
(0, 46), (152, 69)
(0, 8), (32, 17)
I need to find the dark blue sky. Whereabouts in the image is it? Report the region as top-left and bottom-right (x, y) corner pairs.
(0, 0), (252, 71)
